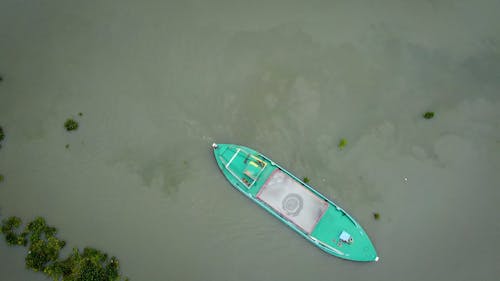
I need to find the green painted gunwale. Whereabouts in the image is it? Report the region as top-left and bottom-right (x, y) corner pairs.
(212, 143), (378, 262)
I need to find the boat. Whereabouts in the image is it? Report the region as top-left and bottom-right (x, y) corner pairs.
(212, 143), (379, 262)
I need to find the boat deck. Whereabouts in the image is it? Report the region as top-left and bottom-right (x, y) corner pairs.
(256, 170), (329, 234)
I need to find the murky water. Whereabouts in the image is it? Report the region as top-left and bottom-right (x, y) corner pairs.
(1, 0), (500, 280)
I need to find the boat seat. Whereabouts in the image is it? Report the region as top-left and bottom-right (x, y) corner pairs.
(250, 155), (267, 168)
(244, 169), (256, 180)
(244, 161), (261, 179)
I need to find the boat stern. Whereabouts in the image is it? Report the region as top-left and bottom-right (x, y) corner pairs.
(311, 206), (379, 262)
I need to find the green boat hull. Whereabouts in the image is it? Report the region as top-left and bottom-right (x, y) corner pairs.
(212, 143), (379, 262)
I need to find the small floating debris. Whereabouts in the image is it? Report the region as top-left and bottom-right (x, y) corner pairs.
(65, 144), (69, 149)
(423, 111), (435, 119)
(303, 177), (310, 184)
(373, 212), (380, 220)
(64, 118), (79, 131)
(0, 174), (4, 182)
(338, 138), (347, 149)
(78, 112), (83, 116)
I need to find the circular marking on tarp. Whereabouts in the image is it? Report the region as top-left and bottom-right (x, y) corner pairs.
(282, 193), (303, 217)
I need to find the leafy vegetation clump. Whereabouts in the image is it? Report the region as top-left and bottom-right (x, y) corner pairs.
(0, 126), (4, 142)
(0, 125), (5, 149)
(0, 216), (128, 281)
(373, 212), (380, 220)
(26, 235), (66, 271)
(64, 119), (79, 131)
(302, 177), (310, 184)
(338, 138), (347, 149)
(0, 216), (28, 246)
(0, 216), (21, 232)
(423, 111), (435, 119)
(45, 247), (122, 281)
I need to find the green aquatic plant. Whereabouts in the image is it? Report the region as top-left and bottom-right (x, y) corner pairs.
(0, 126), (5, 148)
(338, 138), (347, 149)
(4, 231), (23, 245)
(1, 216), (28, 246)
(46, 247), (121, 281)
(1, 216), (22, 233)
(423, 111), (435, 119)
(22, 217), (65, 271)
(65, 144), (70, 149)
(302, 177), (310, 184)
(26, 217), (48, 242)
(64, 119), (79, 131)
(0, 126), (4, 142)
(26, 235), (66, 271)
(78, 112), (83, 116)
(373, 212), (380, 220)
(0, 126), (5, 149)
(0, 216), (128, 280)
(0, 174), (4, 182)
(3, 217), (21, 231)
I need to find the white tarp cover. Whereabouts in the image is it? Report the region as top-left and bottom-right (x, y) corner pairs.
(257, 170), (329, 234)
